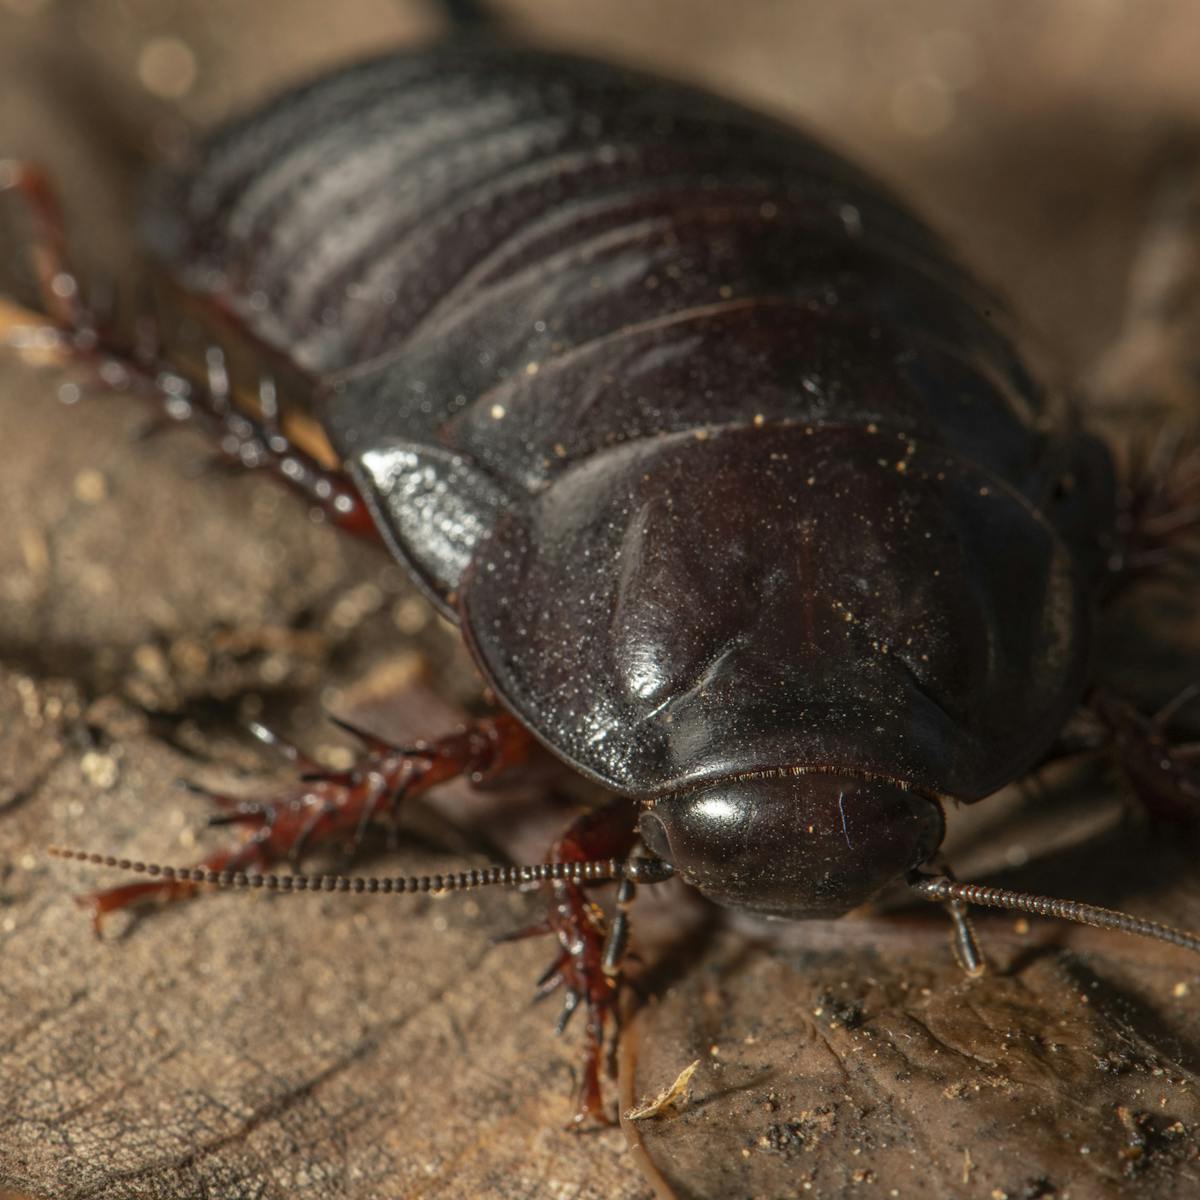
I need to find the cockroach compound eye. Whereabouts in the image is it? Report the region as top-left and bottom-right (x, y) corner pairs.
(6, 1), (1200, 1131)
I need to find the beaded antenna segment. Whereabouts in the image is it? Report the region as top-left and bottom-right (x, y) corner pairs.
(909, 873), (1200, 955)
(47, 846), (675, 895)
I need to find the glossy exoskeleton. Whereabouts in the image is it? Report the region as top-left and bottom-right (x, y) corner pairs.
(10, 37), (1200, 1126)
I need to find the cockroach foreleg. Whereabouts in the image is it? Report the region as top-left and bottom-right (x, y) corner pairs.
(507, 796), (640, 1128)
(937, 870), (987, 978)
(82, 711), (534, 931)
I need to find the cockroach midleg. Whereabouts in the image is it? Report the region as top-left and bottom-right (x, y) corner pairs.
(83, 826), (273, 935)
(1085, 687), (1200, 823)
(1105, 423), (1200, 592)
(1034, 688), (1200, 822)
(511, 796), (640, 1127)
(81, 711), (535, 929)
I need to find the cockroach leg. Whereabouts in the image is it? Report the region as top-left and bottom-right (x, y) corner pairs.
(82, 711), (535, 930)
(602, 876), (637, 978)
(1107, 423), (1200, 590)
(242, 719), (323, 772)
(1088, 688), (1200, 822)
(83, 827), (272, 936)
(1, 160), (378, 539)
(928, 861), (987, 977)
(945, 897), (986, 976)
(943, 897), (986, 980)
(179, 384), (378, 539)
(509, 797), (640, 1128)
(0, 158), (91, 336)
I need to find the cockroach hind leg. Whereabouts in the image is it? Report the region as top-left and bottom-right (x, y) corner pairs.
(0, 169), (379, 541)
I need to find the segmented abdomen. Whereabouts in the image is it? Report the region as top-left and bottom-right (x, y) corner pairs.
(143, 42), (1062, 606)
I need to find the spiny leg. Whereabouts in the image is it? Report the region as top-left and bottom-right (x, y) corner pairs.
(1106, 424), (1200, 591)
(502, 796), (641, 1127)
(0, 158), (377, 538)
(83, 710), (534, 932)
(1087, 687), (1200, 823)
(937, 685), (1200, 968)
(1026, 680), (1200, 825)
(1085, 343), (1200, 817)
(0, 159), (93, 334)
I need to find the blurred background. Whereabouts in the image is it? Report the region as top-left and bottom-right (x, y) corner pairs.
(3, 0), (1200, 381)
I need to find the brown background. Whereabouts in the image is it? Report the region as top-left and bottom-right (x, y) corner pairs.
(2, 2), (1200, 1198)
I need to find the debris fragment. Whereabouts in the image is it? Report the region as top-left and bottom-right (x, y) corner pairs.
(624, 1059), (701, 1121)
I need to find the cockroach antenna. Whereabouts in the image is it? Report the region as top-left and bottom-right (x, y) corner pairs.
(909, 871), (1200, 955)
(50, 844), (1200, 952)
(46, 846), (676, 894)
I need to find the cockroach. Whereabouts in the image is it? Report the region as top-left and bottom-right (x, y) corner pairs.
(6, 6), (1200, 1129)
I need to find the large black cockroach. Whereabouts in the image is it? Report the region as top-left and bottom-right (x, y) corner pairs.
(6, 9), (1200, 1128)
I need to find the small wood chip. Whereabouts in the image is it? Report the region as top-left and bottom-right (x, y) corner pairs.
(625, 1059), (702, 1121)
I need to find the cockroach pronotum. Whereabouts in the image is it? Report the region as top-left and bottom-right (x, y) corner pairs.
(4, 5), (1200, 1129)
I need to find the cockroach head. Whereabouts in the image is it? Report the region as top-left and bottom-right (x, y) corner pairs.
(638, 769), (944, 919)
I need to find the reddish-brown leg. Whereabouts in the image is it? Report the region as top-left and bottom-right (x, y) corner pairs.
(84, 711), (534, 931)
(1106, 426), (1200, 594)
(0, 158), (377, 539)
(0, 160), (92, 331)
(1088, 687), (1200, 823)
(1082, 416), (1200, 817)
(503, 796), (641, 1128)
